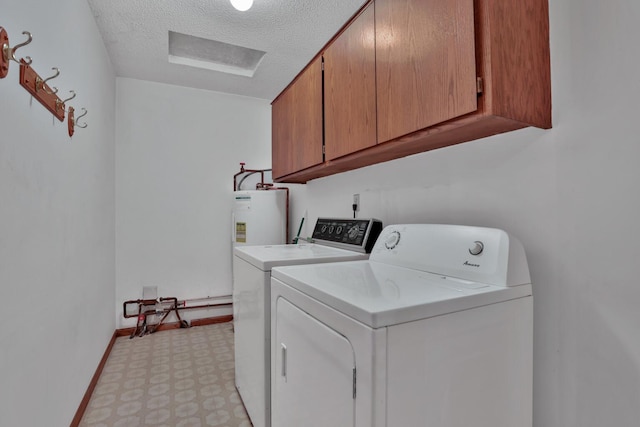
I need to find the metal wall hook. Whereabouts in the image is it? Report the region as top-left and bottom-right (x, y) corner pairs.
(74, 108), (88, 128)
(56, 90), (76, 111)
(68, 107), (88, 136)
(61, 90), (76, 104)
(2, 30), (33, 65)
(1, 27), (31, 78)
(36, 67), (59, 94)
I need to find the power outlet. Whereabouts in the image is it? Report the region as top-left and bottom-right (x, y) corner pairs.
(353, 194), (360, 211)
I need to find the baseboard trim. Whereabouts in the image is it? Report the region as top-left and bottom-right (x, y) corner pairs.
(70, 314), (234, 426)
(190, 314), (233, 327)
(69, 330), (118, 427)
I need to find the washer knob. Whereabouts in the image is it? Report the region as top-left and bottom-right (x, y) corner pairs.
(347, 225), (359, 240)
(385, 231), (401, 250)
(469, 241), (484, 256)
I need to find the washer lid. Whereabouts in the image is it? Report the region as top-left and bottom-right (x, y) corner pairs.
(271, 260), (531, 328)
(234, 243), (368, 271)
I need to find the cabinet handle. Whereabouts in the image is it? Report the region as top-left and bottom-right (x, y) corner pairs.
(281, 343), (287, 379)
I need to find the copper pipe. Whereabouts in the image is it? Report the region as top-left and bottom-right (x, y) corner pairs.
(124, 297), (191, 337)
(234, 162), (267, 191)
(123, 299), (158, 318)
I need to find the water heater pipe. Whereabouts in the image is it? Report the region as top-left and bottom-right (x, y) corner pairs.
(234, 162), (270, 191)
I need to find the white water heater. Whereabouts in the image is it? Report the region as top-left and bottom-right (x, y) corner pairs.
(232, 190), (287, 247)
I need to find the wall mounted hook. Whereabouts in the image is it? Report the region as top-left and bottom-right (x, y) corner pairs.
(56, 90), (75, 112)
(68, 107), (88, 137)
(61, 90), (76, 104)
(1, 28), (32, 77)
(36, 67), (59, 95)
(75, 107), (88, 128)
(8, 31), (32, 64)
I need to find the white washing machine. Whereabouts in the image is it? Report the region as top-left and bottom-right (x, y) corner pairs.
(233, 218), (383, 427)
(270, 224), (533, 427)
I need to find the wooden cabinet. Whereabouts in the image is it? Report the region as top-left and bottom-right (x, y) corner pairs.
(272, 0), (551, 183)
(324, 2), (377, 161)
(375, 0), (478, 144)
(271, 56), (323, 179)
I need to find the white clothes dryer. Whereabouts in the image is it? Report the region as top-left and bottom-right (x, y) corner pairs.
(270, 224), (533, 427)
(232, 218), (382, 427)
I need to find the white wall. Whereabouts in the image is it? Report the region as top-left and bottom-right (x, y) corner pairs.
(287, 0), (640, 426)
(115, 78), (274, 327)
(0, 0), (116, 425)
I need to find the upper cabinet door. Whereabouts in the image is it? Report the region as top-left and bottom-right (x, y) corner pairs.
(324, 3), (377, 161)
(272, 57), (324, 179)
(376, 0), (478, 144)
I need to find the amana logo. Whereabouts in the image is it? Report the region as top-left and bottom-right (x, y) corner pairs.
(463, 261), (480, 268)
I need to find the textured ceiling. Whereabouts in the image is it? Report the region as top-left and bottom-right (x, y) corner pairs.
(86, 0), (368, 100)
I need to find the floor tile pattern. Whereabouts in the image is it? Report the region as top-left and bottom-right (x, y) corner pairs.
(79, 322), (251, 427)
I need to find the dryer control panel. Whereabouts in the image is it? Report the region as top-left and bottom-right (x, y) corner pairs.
(311, 218), (383, 253)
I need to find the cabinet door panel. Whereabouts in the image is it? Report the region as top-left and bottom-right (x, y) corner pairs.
(272, 57), (323, 179)
(376, 0), (478, 143)
(324, 3), (377, 161)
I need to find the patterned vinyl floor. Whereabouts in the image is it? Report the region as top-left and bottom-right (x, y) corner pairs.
(79, 322), (252, 427)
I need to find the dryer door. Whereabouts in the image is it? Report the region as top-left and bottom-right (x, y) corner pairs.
(273, 297), (356, 427)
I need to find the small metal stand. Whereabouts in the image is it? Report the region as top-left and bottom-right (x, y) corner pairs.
(123, 297), (189, 339)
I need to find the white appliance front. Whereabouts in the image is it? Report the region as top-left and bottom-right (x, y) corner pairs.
(275, 298), (356, 426)
(270, 224), (533, 427)
(232, 190), (287, 247)
(271, 277), (385, 427)
(232, 243), (371, 427)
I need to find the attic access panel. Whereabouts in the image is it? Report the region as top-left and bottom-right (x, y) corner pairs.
(168, 30), (266, 77)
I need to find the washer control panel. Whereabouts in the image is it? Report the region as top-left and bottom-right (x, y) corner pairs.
(311, 218), (383, 253)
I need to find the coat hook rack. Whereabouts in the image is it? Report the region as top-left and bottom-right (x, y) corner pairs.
(19, 60), (65, 121)
(3, 25), (88, 138)
(68, 107), (87, 137)
(1, 27), (32, 78)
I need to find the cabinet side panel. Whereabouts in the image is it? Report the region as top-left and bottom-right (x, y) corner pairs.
(376, 0), (478, 143)
(324, 3), (377, 161)
(481, 0), (551, 128)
